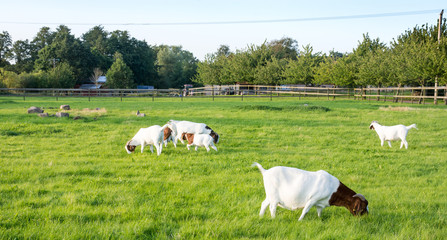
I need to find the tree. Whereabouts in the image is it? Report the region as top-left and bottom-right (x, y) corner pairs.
(268, 37), (299, 60)
(11, 40), (34, 73)
(254, 57), (285, 85)
(0, 31), (13, 67)
(282, 45), (322, 85)
(34, 25), (94, 84)
(89, 68), (104, 88)
(108, 30), (157, 87)
(156, 45), (198, 88)
(82, 26), (112, 72)
(47, 62), (76, 88)
(105, 52), (134, 89)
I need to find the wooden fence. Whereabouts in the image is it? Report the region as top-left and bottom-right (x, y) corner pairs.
(0, 86), (446, 104)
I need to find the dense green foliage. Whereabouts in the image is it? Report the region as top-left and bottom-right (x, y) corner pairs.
(0, 96), (446, 239)
(0, 26), (197, 89)
(0, 19), (446, 89)
(105, 53), (135, 89)
(195, 22), (447, 88)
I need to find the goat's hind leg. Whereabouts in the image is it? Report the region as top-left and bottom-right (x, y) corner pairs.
(401, 140), (408, 149)
(259, 199), (269, 217)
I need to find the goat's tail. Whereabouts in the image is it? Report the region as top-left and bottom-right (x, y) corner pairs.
(406, 124), (418, 130)
(252, 162), (266, 174)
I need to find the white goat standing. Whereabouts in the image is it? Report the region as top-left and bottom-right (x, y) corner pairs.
(369, 121), (417, 149)
(253, 162), (368, 221)
(125, 124), (172, 156)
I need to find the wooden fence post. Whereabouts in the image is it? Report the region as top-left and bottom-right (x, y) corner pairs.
(434, 79), (438, 104)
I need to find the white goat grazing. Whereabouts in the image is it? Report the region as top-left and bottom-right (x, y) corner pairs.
(369, 121), (417, 149)
(252, 162), (368, 221)
(125, 124), (172, 156)
(169, 120), (219, 145)
(181, 133), (218, 152)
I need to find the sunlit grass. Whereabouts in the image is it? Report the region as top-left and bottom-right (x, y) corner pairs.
(0, 96), (446, 239)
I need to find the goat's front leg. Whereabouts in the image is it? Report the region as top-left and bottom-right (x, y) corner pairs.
(387, 141), (392, 147)
(150, 144), (154, 153)
(298, 200), (316, 221)
(186, 144), (191, 150)
(195, 146), (198, 151)
(317, 207), (323, 218)
(380, 139), (384, 147)
(140, 142), (145, 153)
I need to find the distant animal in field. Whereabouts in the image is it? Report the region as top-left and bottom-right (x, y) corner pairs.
(369, 121), (417, 149)
(168, 120), (219, 145)
(181, 132), (218, 152)
(125, 124), (174, 156)
(252, 162), (369, 221)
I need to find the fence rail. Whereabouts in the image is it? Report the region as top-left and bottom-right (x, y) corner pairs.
(1, 86), (446, 104)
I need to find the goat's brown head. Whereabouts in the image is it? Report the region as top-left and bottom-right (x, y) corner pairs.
(125, 140), (136, 154)
(205, 126), (219, 144)
(351, 194), (369, 216)
(209, 131), (219, 144)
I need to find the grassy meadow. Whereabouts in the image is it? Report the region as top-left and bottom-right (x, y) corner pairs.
(0, 96), (446, 239)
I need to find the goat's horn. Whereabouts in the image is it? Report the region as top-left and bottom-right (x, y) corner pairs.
(353, 194), (366, 201)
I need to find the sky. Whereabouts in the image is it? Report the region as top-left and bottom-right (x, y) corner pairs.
(1, 0), (446, 60)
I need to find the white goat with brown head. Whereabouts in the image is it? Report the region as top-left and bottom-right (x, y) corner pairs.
(253, 162), (368, 221)
(125, 123), (174, 156)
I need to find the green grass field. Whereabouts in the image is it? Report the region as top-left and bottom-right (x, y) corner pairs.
(0, 96), (446, 239)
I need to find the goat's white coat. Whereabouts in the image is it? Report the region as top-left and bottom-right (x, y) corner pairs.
(125, 124), (171, 155)
(169, 120), (214, 144)
(370, 121), (417, 149)
(253, 162), (340, 221)
(186, 133), (218, 152)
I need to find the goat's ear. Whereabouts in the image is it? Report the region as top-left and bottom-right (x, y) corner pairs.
(369, 125), (374, 130)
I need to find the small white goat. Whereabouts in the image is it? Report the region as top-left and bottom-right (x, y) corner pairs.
(369, 121), (417, 149)
(125, 124), (172, 156)
(253, 162), (368, 221)
(169, 120), (219, 145)
(181, 133), (218, 152)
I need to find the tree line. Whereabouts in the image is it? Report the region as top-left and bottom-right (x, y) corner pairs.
(1, 19), (446, 90)
(0, 25), (197, 89)
(195, 20), (447, 89)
